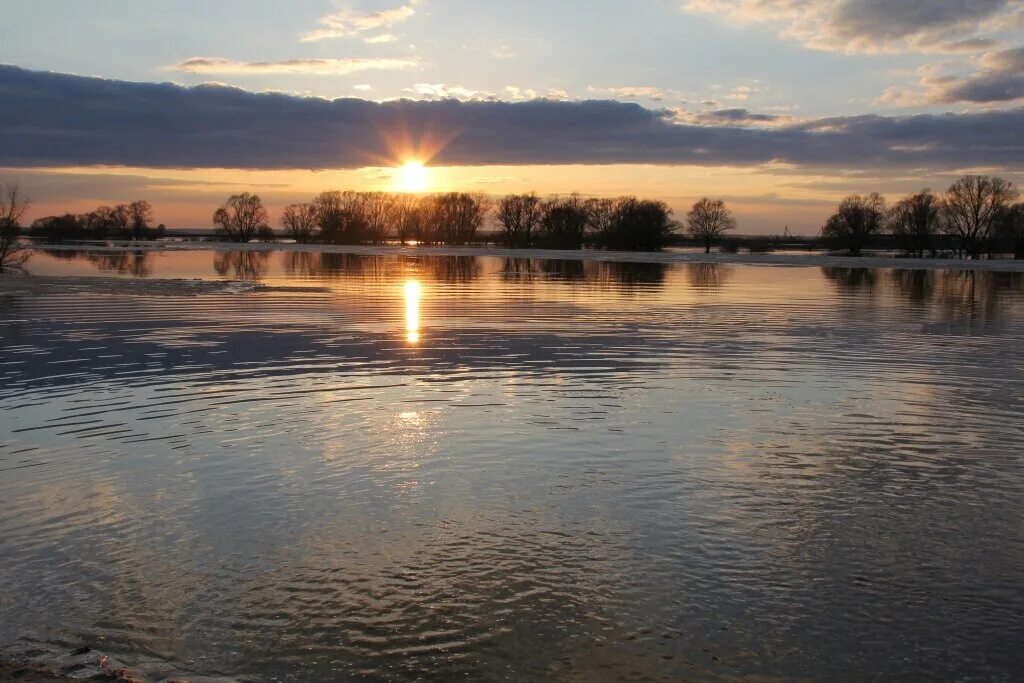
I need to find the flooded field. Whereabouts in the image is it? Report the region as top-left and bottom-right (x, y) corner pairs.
(2, 249), (1023, 682)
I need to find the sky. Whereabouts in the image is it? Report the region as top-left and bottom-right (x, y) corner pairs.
(1, 0), (1023, 233)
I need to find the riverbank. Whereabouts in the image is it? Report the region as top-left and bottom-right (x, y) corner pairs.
(25, 241), (1024, 272)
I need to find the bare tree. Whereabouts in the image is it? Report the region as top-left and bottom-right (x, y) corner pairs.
(128, 200), (153, 240)
(0, 184), (30, 272)
(312, 191), (368, 243)
(887, 190), (940, 258)
(424, 193), (489, 245)
(80, 206), (118, 240)
(686, 197), (737, 253)
(584, 198), (617, 246)
(281, 203), (317, 243)
(213, 193), (269, 243)
(537, 194), (589, 249)
(112, 204), (132, 239)
(598, 197), (674, 251)
(361, 192), (398, 244)
(395, 194), (425, 244)
(497, 193), (544, 247)
(997, 203), (1024, 259)
(943, 175), (1018, 258)
(822, 193), (885, 256)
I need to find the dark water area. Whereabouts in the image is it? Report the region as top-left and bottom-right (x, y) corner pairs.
(2, 250), (1023, 682)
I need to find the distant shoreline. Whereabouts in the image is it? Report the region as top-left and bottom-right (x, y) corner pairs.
(25, 241), (1024, 273)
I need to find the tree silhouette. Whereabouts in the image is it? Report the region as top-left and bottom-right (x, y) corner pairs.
(537, 194), (589, 249)
(686, 197), (737, 253)
(213, 193), (268, 243)
(943, 175), (1018, 258)
(423, 193), (489, 245)
(887, 190), (940, 257)
(997, 203), (1024, 259)
(281, 203), (317, 243)
(822, 193), (885, 256)
(0, 184), (30, 272)
(600, 198), (674, 251)
(129, 200), (153, 240)
(497, 193), (544, 247)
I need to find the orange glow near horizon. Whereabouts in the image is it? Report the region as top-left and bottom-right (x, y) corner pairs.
(404, 279), (422, 343)
(394, 161), (431, 193)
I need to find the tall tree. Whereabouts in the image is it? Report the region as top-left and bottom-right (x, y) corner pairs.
(395, 195), (425, 244)
(111, 204), (132, 239)
(686, 197), (737, 253)
(497, 193), (544, 247)
(128, 200), (153, 240)
(424, 193), (489, 245)
(822, 193), (886, 256)
(280, 203), (317, 243)
(997, 203), (1024, 259)
(0, 184), (30, 272)
(537, 194), (589, 249)
(213, 193), (269, 243)
(942, 175), (1018, 258)
(361, 192), (398, 244)
(312, 191), (368, 244)
(887, 190), (940, 258)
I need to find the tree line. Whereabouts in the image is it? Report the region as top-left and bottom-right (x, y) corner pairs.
(822, 175), (1023, 259)
(3, 174), (1024, 267)
(215, 190), (736, 253)
(26, 200), (165, 243)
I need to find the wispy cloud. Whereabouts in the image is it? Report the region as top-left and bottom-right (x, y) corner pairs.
(171, 57), (419, 76)
(302, 1), (419, 42)
(403, 83), (570, 101)
(587, 86), (680, 102)
(364, 33), (398, 44)
(682, 0), (1022, 54)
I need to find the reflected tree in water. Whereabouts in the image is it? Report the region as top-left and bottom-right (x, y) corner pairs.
(888, 269), (935, 304)
(214, 251), (271, 280)
(500, 257), (541, 282)
(421, 255), (480, 283)
(89, 251), (152, 277)
(686, 263), (735, 290)
(935, 271), (1024, 326)
(822, 267), (878, 293)
(541, 259), (586, 281)
(283, 251), (319, 278)
(590, 261), (667, 288)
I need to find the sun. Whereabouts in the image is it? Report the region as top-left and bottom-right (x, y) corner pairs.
(394, 160), (431, 193)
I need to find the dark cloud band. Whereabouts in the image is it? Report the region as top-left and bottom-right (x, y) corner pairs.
(1, 65), (1022, 171)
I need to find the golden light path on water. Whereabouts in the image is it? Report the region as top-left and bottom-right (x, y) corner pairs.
(404, 278), (422, 344)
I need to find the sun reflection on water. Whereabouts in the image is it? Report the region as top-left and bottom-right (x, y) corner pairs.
(404, 279), (422, 343)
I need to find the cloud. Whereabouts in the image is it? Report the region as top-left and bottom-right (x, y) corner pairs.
(587, 86), (677, 102)
(364, 34), (398, 44)
(403, 83), (571, 101)
(403, 83), (497, 99)
(171, 57), (419, 76)
(941, 45), (1024, 101)
(682, 0), (1023, 54)
(879, 46), (1024, 104)
(670, 107), (795, 127)
(1, 66), (1022, 172)
(302, 1), (418, 42)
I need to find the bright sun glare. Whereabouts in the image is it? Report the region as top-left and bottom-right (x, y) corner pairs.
(394, 161), (431, 193)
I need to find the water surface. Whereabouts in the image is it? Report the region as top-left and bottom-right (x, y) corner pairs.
(2, 250), (1023, 682)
